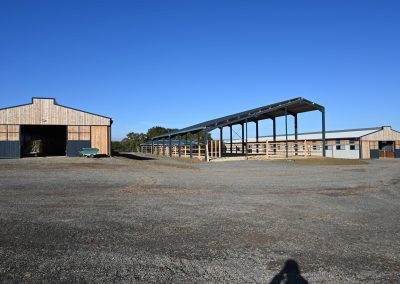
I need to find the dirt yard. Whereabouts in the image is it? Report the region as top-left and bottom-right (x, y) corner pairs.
(0, 155), (399, 283)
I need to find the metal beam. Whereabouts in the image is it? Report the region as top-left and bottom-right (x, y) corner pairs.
(219, 127), (223, 158)
(285, 107), (288, 159)
(322, 108), (326, 157)
(255, 120), (259, 153)
(272, 117), (276, 142)
(294, 113), (298, 142)
(294, 113), (298, 155)
(230, 125), (233, 154)
(245, 119), (248, 159)
(204, 129), (209, 162)
(205, 99), (318, 133)
(189, 132), (193, 159)
(241, 123), (245, 154)
(151, 98), (324, 140)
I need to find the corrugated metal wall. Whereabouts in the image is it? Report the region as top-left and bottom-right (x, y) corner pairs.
(0, 141), (21, 158)
(66, 141), (91, 157)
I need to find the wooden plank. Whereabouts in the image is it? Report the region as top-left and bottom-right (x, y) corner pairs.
(362, 127), (400, 141)
(68, 126), (79, 133)
(91, 126), (109, 155)
(0, 98), (111, 126)
(361, 140), (370, 159)
(79, 126), (91, 133)
(7, 132), (19, 141)
(80, 132), (91, 141)
(7, 125), (19, 133)
(68, 132), (79, 141)
(206, 143), (209, 161)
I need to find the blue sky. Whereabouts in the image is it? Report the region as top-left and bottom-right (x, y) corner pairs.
(0, 0), (399, 140)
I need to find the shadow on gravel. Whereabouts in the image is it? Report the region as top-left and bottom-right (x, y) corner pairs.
(114, 152), (157, 161)
(270, 259), (308, 284)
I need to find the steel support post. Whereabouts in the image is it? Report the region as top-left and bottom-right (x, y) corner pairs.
(294, 113), (298, 155)
(230, 125), (233, 154)
(245, 119), (248, 159)
(322, 108), (326, 157)
(219, 127), (223, 157)
(189, 133), (193, 159)
(204, 129), (209, 162)
(255, 120), (259, 153)
(241, 123), (245, 154)
(285, 107), (289, 159)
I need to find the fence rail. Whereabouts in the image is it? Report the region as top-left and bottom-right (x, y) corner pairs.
(141, 140), (323, 161)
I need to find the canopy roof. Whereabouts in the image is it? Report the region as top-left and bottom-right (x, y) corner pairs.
(153, 97), (324, 140)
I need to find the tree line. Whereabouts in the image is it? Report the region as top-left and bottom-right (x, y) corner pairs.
(112, 126), (211, 153)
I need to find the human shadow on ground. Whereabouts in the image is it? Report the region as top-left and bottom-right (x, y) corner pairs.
(270, 259), (308, 284)
(114, 152), (157, 161)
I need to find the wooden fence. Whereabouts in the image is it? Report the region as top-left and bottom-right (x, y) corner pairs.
(141, 140), (323, 161)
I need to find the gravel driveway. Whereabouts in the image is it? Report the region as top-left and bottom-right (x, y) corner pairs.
(0, 155), (399, 283)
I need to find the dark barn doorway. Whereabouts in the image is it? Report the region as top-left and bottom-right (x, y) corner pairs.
(379, 141), (395, 158)
(21, 125), (67, 157)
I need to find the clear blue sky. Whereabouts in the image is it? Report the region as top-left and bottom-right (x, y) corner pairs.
(1, 0), (399, 140)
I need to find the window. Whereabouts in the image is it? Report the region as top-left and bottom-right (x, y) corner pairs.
(335, 140), (344, 150)
(349, 139), (357, 150)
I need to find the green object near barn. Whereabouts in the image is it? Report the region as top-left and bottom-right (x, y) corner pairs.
(79, 148), (99, 158)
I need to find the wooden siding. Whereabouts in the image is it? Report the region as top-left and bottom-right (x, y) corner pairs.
(0, 98), (111, 126)
(0, 124), (20, 142)
(91, 126), (110, 155)
(361, 127), (400, 141)
(361, 141), (370, 159)
(67, 126), (91, 141)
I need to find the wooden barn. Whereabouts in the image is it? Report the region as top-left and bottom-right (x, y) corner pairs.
(0, 98), (112, 158)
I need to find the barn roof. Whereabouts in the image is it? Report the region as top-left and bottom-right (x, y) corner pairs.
(153, 97), (324, 139)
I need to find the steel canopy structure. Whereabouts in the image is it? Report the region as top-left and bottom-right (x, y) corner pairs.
(149, 97), (326, 161)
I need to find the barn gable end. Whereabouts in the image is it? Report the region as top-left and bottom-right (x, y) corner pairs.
(0, 98), (111, 126)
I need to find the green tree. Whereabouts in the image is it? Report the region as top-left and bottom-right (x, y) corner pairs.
(146, 126), (179, 139)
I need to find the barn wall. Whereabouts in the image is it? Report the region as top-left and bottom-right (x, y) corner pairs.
(0, 98), (111, 126)
(66, 141), (91, 157)
(361, 127), (400, 141)
(361, 141), (370, 159)
(91, 126), (110, 155)
(0, 141), (21, 158)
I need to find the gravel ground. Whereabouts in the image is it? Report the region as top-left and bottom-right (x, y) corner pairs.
(0, 155), (399, 283)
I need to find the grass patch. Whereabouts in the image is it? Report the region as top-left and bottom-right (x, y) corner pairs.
(272, 157), (368, 166)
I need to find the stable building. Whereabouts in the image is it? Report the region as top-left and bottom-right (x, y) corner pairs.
(246, 126), (400, 159)
(0, 98), (112, 158)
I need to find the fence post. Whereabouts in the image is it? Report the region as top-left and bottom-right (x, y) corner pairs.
(304, 140), (308, 157)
